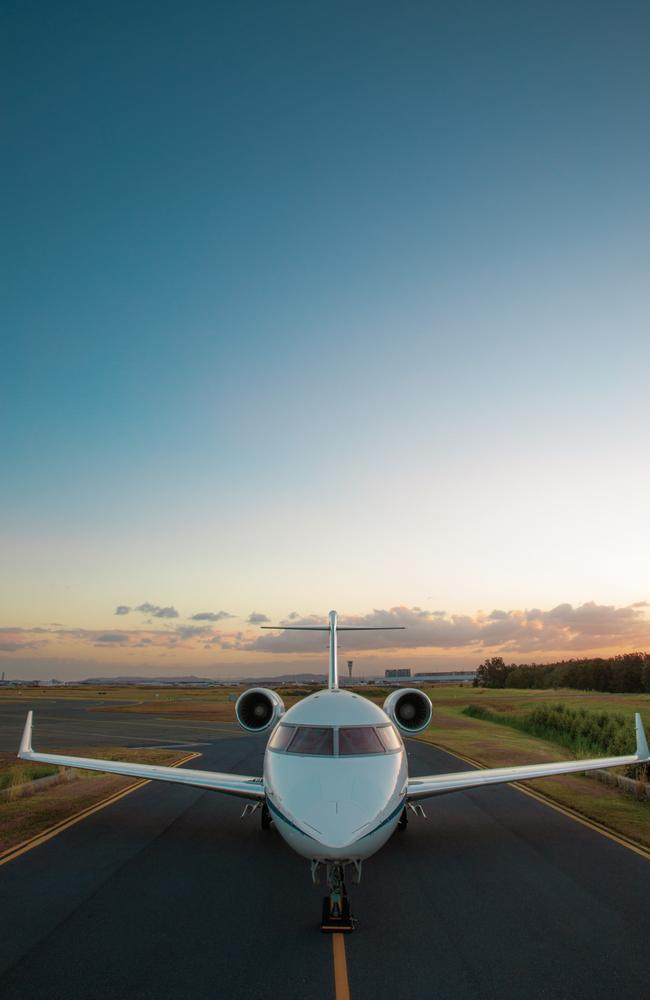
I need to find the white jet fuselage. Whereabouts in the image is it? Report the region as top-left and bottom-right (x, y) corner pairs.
(263, 689), (408, 862)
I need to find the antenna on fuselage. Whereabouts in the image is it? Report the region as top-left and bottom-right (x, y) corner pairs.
(261, 611), (405, 692)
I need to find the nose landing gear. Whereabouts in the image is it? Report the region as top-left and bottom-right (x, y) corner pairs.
(319, 863), (357, 933)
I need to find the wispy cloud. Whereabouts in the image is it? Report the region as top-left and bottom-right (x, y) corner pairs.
(189, 611), (235, 622)
(113, 603), (180, 618)
(0, 628), (49, 653)
(0, 640), (47, 652)
(135, 603), (179, 619)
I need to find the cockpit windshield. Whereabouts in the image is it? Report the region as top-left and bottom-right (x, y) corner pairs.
(268, 723), (402, 757)
(286, 726), (334, 755)
(338, 726), (384, 755)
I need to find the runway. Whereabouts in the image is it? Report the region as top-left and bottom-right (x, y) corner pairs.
(0, 698), (243, 750)
(0, 700), (648, 999)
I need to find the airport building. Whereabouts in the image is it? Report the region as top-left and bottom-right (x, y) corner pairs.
(384, 669), (476, 685)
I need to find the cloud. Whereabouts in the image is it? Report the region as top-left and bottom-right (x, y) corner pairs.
(175, 625), (212, 640)
(189, 611), (235, 622)
(239, 603), (650, 656)
(0, 641), (46, 652)
(114, 605), (131, 615)
(0, 628), (49, 653)
(2, 601), (650, 664)
(247, 612), (271, 625)
(135, 603), (179, 619)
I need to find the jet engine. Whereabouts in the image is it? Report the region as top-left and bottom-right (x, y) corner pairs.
(235, 687), (285, 733)
(383, 688), (432, 734)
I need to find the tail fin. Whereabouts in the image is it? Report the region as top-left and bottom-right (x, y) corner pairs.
(261, 610), (405, 690)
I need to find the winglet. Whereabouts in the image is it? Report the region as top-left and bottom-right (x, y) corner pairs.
(19, 710), (33, 758)
(635, 712), (649, 761)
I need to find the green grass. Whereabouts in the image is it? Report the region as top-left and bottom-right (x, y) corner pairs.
(0, 763), (60, 791)
(463, 702), (635, 753)
(422, 683), (650, 720)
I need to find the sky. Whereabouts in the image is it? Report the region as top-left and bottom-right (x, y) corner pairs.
(2, 2), (650, 680)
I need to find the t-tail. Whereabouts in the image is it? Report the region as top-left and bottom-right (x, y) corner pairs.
(261, 610), (405, 690)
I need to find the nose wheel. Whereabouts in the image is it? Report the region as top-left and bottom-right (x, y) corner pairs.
(320, 864), (356, 933)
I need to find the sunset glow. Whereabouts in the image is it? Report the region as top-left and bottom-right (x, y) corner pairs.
(2, 5), (649, 680)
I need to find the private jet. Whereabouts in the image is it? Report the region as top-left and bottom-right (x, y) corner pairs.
(18, 610), (650, 931)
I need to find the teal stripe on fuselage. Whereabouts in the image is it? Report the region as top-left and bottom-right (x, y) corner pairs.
(266, 799), (317, 840)
(356, 799), (404, 841)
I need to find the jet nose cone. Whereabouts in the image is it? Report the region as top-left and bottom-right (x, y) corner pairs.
(303, 799), (370, 848)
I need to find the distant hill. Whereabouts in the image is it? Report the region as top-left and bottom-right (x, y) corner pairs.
(239, 673), (327, 684)
(78, 673), (328, 685)
(79, 675), (217, 685)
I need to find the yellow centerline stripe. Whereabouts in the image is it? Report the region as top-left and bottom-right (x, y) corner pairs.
(0, 751), (201, 868)
(411, 737), (650, 861)
(332, 933), (350, 1000)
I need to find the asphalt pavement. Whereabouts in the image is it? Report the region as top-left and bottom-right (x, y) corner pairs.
(0, 699), (648, 999)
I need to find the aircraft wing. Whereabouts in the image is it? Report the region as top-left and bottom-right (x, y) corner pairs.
(407, 712), (649, 801)
(17, 711), (265, 801)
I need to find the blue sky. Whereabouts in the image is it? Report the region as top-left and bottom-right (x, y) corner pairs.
(2, 2), (649, 677)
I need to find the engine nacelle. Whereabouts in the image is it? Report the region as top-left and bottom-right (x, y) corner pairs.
(383, 688), (432, 734)
(235, 687), (285, 733)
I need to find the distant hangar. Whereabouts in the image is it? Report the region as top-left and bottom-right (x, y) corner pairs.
(385, 669), (476, 685)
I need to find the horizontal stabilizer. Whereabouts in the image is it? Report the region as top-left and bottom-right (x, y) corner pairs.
(261, 625), (404, 631)
(260, 609), (406, 690)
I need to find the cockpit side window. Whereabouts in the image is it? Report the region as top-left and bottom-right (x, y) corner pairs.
(268, 724), (295, 751)
(286, 726), (334, 756)
(376, 724), (402, 751)
(338, 726), (385, 755)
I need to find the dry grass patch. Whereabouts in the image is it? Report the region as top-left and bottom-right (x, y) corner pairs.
(92, 693), (306, 721)
(0, 746), (193, 855)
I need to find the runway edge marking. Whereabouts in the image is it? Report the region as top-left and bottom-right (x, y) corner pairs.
(410, 737), (650, 861)
(331, 933), (351, 1000)
(0, 751), (201, 867)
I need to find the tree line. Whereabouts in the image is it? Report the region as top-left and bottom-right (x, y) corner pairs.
(473, 652), (650, 693)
